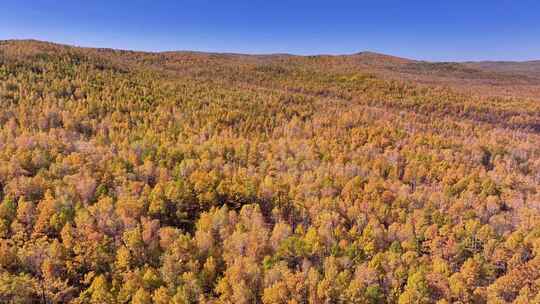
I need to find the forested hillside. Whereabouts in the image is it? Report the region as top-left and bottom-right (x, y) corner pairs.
(1, 40), (540, 303)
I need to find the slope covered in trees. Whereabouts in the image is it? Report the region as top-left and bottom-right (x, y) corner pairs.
(1, 40), (540, 303)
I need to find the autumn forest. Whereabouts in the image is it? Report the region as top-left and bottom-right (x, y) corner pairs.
(1, 40), (540, 303)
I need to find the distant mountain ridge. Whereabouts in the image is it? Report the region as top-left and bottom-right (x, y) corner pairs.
(465, 61), (540, 79)
(2, 38), (538, 63)
(2, 39), (540, 99)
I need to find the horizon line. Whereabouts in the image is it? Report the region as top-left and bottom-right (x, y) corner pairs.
(2, 37), (539, 64)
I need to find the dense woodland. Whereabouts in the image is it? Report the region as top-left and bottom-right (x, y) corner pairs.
(1, 40), (540, 303)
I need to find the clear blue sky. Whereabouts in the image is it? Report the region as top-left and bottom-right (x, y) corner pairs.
(2, 1), (539, 61)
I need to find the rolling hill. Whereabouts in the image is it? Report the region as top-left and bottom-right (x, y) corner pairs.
(1, 39), (540, 303)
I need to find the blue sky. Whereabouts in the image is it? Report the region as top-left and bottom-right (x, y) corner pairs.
(1, 1), (539, 61)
